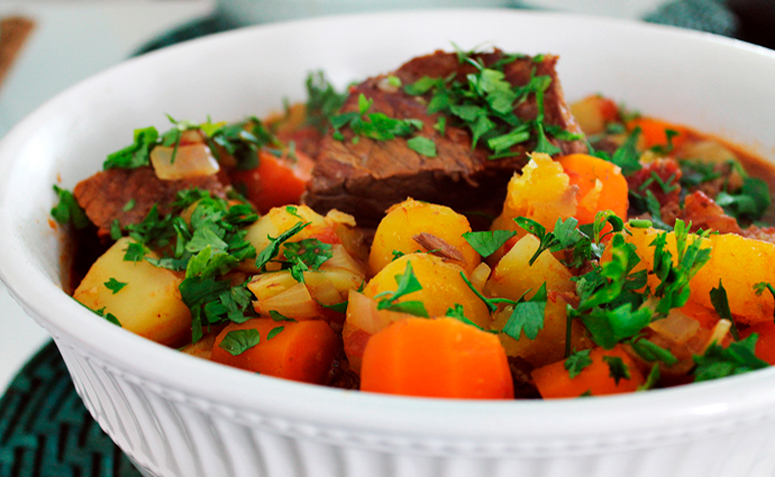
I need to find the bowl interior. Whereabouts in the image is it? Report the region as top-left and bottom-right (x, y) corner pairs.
(3, 9), (775, 438)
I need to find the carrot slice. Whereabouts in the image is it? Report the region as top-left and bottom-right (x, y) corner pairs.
(231, 149), (314, 214)
(557, 153), (628, 225)
(628, 117), (688, 151)
(211, 318), (338, 384)
(531, 345), (644, 398)
(360, 317), (514, 399)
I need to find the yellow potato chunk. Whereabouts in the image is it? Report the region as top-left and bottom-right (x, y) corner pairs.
(73, 237), (191, 347)
(485, 234), (575, 302)
(618, 228), (775, 325)
(489, 153), (577, 264)
(363, 253), (491, 329)
(491, 299), (591, 368)
(483, 233), (583, 367)
(369, 198), (480, 276)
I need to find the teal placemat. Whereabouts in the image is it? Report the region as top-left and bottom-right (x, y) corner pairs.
(0, 340), (142, 477)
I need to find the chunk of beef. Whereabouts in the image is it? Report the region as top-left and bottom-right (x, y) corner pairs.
(74, 166), (227, 238)
(305, 50), (587, 227)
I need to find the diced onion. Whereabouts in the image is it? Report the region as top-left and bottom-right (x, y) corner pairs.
(247, 272), (296, 302)
(320, 245), (366, 276)
(345, 290), (409, 336)
(649, 309), (701, 345)
(469, 262), (492, 292)
(703, 319), (732, 353)
(151, 143), (219, 180)
(305, 268), (364, 306)
(255, 282), (320, 320)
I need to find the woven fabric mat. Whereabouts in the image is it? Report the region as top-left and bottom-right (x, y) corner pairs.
(0, 341), (141, 477)
(0, 1), (749, 476)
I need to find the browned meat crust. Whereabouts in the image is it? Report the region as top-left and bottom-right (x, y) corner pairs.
(74, 166), (227, 238)
(305, 50), (587, 227)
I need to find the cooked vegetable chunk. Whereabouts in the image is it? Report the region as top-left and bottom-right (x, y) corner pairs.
(490, 153), (577, 239)
(532, 346), (645, 398)
(211, 318), (338, 384)
(360, 317), (514, 399)
(369, 198), (480, 276)
(557, 154), (628, 225)
(73, 237), (191, 347)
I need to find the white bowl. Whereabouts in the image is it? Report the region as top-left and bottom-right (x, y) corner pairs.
(3, 9), (775, 477)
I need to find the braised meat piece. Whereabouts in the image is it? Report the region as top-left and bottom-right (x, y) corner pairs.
(305, 50), (586, 227)
(74, 166), (227, 238)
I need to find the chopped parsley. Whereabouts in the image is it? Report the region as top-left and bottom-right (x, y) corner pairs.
(709, 280), (739, 340)
(565, 349), (593, 378)
(374, 261), (429, 317)
(267, 326), (284, 340)
(693, 334), (768, 382)
(404, 49), (581, 159)
(305, 70), (348, 134)
(51, 185), (89, 229)
(219, 329), (261, 356)
(104, 126), (159, 169)
(330, 93), (436, 157)
(255, 221), (309, 271)
(104, 278), (127, 294)
(716, 176), (771, 222)
(92, 306), (121, 327)
(282, 238), (334, 282)
(603, 355), (630, 385)
(502, 283), (547, 341)
(462, 229), (517, 257)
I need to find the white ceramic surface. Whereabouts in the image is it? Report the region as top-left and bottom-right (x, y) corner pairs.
(2, 9), (775, 477)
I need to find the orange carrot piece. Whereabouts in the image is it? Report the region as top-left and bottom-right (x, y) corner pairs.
(741, 322), (775, 365)
(628, 117), (688, 151)
(531, 346), (644, 398)
(360, 317), (514, 399)
(231, 149), (314, 214)
(679, 301), (720, 330)
(211, 318), (338, 384)
(557, 153), (629, 225)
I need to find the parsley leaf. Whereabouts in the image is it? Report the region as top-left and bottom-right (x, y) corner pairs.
(255, 221), (310, 271)
(693, 334), (768, 382)
(406, 136), (437, 157)
(305, 70), (348, 134)
(51, 185), (89, 230)
(219, 329), (260, 356)
(716, 177), (771, 222)
(104, 278), (127, 294)
(609, 127), (642, 176)
(445, 304), (493, 332)
(104, 126), (159, 169)
(502, 283), (547, 341)
(92, 306), (122, 327)
(267, 326), (284, 340)
(374, 261), (429, 317)
(282, 238), (334, 282)
(564, 349), (593, 378)
(710, 279), (740, 340)
(629, 336), (678, 366)
(603, 355), (630, 385)
(462, 230), (517, 257)
(579, 303), (652, 350)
